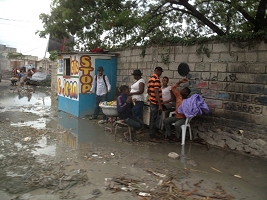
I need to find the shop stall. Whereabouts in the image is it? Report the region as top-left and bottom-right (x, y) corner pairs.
(57, 52), (117, 117)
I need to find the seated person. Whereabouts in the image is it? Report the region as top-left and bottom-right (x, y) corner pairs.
(163, 78), (190, 142)
(116, 85), (144, 141)
(162, 76), (175, 110)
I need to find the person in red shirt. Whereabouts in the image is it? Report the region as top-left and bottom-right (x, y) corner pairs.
(163, 78), (190, 142)
(147, 67), (164, 143)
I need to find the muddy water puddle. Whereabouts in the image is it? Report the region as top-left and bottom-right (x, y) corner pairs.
(55, 111), (267, 199)
(1, 87), (267, 199)
(0, 87), (57, 129)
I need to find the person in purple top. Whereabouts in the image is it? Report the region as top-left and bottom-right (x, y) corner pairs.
(116, 85), (144, 141)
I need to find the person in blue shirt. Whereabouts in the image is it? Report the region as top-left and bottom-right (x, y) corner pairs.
(17, 70), (25, 86)
(116, 85), (144, 141)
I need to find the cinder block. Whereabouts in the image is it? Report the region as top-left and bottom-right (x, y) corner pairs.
(241, 103), (262, 114)
(196, 81), (208, 88)
(124, 50), (132, 57)
(236, 74), (254, 83)
(212, 43), (229, 52)
(258, 53), (267, 62)
(217, 92), (231, 100)
(158, 46), (170, 54)
(118, 57), (127, 63)
(205, 99), (223, 109)
(175, 53), (188, 63)
(230, 43), (247, 52)
(132, 48), (143, 56)
(220, 53), (237, 62)
(182, 45), (197, 53)
(254, 74), (267, 84)
(257, 41), (267, 51)
(201, 89), (216, 98)
(237, 53), (245, 62)
(203, 53), (220, 62)
(210, 63), (227, 72)
(194, 63), (210, 71)
(224, 83), (243, 92)
(231, 93), (252, 103)
(229, 63), (248, 73)
(217, 72), (229, 82)
(174, 46), (183, 54)
(187, 71), (201, 80)
(246, 63), (267, 74)
(243, 84), (263, 94)
(262, 106), (267, 116)
(136, 62), (146, 69)
(143, 54), (152, 62)
(209, 81), (224, 90)
(183, 79), (198, 88)
(254, 95), (267, 106)
(201, 72), (218, 81)
(163, 70), (174, 79)
(244, 52), (258, 62)
(188, 53), (203, 62)
(169, 62), (179, 71)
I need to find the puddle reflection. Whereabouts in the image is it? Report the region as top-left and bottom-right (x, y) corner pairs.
(55, 111), (267, 199)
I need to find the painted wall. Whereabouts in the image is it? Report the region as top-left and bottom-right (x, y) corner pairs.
(114, 40), (267, 126)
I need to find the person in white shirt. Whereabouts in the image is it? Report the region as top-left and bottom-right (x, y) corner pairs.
(89, 66), (111, 120)
(162, 76), (175, 110)
(130, 69), (145, 120)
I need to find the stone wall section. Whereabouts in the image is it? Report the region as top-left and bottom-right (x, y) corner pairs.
(114, 41), (267, 126)
(113, 41), (267, 157)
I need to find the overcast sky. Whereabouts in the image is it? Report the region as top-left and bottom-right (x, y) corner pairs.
(0, 0), (51, 58)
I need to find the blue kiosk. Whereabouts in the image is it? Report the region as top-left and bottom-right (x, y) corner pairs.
(57, 52), (117, 117)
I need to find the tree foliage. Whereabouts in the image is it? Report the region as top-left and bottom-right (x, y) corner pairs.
(38, 0), (267, 51)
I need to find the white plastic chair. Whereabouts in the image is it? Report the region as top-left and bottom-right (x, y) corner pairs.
(168, 111), (194, 145)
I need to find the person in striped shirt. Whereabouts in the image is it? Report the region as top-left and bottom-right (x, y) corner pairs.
(147, 67), (164, 143)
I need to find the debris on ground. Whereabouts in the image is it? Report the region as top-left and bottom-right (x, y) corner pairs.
(104, 176), (235, 200)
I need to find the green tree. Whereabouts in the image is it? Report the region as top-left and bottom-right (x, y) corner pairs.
(38, 0), (267, 50)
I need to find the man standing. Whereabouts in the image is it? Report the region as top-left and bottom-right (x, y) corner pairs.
(89, 66), (111, 120)
(147, 67), (164, 143)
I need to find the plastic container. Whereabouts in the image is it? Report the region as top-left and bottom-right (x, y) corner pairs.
(100, 104), (118, 116)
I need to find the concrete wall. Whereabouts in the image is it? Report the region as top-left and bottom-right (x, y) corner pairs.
(114, 40), (267, 126)
(0, 44), (16, 71)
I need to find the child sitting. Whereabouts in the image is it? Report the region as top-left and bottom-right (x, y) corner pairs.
(116, 85), (144, 141)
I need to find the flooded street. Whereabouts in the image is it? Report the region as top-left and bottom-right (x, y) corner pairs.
(0, 80), (267, 199)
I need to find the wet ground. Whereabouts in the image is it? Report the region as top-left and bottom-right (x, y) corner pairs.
(0, 79), (267, 200)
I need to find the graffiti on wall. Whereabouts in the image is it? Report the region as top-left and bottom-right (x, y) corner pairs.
(223, 73), (238, 90)
(79, 55), (94, 94)
(223, 102), (262, 114)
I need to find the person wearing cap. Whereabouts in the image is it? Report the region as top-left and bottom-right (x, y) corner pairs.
(89, 66), (111, 120)
(147, 67), (164, 143)
(130, 69), (145, 121)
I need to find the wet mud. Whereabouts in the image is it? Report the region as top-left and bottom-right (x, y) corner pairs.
(0, 79), (267, 200)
